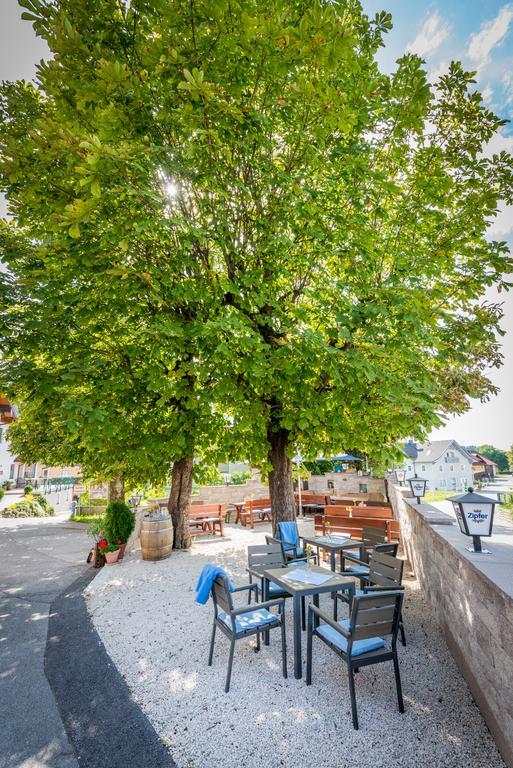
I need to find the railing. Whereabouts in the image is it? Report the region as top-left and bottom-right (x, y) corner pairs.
(15, 477), (79, 493)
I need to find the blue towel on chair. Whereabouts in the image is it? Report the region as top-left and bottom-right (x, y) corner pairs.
(195, 564), (234, 604)
(278, 521), (299, 547)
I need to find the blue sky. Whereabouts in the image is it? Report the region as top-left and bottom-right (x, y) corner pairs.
(1, 0), (512, 448)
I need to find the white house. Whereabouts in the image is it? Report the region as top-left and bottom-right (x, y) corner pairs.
(401, 440), (474, 492)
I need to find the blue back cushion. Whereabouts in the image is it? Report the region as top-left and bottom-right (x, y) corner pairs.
(278, 521), (299, 547)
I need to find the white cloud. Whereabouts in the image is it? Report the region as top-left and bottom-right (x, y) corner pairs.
(481, 84), (494, 102)
(406, 13), (451, 58)
(485, 127), (513, 155)
(488, 202), (513, 237)
(467, 5), (513, 76)
(502, 71), (513, 105)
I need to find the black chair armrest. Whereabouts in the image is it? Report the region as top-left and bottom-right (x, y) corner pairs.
(363, 584), (404, 593)
(232, 598), (285, 616)
(308, 604), (351, 638)
(233, 583), (259, 594)
(245, 567), (265, 580)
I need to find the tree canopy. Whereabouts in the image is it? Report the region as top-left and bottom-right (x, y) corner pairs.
(1, 0), (512, 533)
(476, 445), (509, 473)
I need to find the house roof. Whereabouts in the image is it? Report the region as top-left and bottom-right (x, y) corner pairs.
(404, 440), (474, 464)
(469, 451), (498, 467)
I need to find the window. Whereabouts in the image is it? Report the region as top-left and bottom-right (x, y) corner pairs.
(440, 465), (443, 472)
(9, 464), (15, 479)
(407, 465), (412, 472)
(450, 466), (454, 472)
(359, 483), (368, 493)
(0, 427), (3, 442)
(440, 479), (446, 487)
(421, 465), (426, 472)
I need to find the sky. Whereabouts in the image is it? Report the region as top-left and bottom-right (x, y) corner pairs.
(0, 0), (512, 449)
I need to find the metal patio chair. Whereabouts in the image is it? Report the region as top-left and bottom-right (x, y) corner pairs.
(208, 574), (287, 692)
(334, 550), (406, 645)
(341, 526), (399, 583)
(306, 591), (405, 729)
(248, 542), (308, 630)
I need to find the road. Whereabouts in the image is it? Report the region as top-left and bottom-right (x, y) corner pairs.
(0, 513), (90, 768)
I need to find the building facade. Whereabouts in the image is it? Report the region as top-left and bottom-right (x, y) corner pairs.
(401, 439), (474, 492)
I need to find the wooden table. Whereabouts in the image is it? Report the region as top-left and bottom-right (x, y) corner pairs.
(301, 535), (364, 572)
(262, 565), (355, 679)
(301, 502), (325, 516)
(233, 502), (246, 525)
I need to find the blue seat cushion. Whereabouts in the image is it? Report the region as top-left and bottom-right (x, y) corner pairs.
(317, 619), (386, 656)
(218, 608), (278, 634)
(348, 564), (369, 573)
(268, 580), (286, 596)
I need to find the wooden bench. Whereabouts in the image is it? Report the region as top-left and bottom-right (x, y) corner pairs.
(315, 514), (399, 544)
(189, 504), (225, 537)
(297, 494), (329, 515)
(239, 498), (272, 529)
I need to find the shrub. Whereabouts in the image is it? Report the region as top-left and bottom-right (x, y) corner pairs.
(230, 471), (252, 485)
(2, 493), (55, 518)
(104, 499), (135, 543)
(0, 487), (4, 501)
(23, 485), (33, 495)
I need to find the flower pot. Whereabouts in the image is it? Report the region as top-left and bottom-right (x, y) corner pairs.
(117, 542), (127, 560)
(104, 549), (120, 565)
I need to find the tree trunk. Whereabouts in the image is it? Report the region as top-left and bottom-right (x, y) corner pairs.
(168, 456), (193, 549)
(108, 473), (124, 503)
(268, 425), (296, 532)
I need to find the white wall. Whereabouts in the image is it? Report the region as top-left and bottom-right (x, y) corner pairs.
(402, 446), (473, 492)
(0, 424), (16, 482)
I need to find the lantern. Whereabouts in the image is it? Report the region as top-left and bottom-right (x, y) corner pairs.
(408, 474), (427, 504)
(449, 488), (496, 553)
(395, 469), (406, 486)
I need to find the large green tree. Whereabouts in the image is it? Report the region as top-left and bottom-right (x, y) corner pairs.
(476, 445), (509, 473)
(1, 0), (512, 533)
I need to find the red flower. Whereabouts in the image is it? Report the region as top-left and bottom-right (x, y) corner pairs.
(99, 540), (107, 549)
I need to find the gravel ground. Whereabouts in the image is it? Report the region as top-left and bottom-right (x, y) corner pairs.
(86, 525), (505, 768)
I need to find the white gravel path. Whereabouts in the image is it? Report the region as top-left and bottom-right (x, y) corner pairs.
(86, 525), (505, 768)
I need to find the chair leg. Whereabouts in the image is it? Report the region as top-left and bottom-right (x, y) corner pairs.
(281, 618), (288, 679)
(306, 610), (313, 685)
(208, 621), (217, 666)
(347, 665), (359, 729)
(301, 596), (306, 631)
(225, 638), (236, 693)
(247, 578), (253, 605)
(333, 593), (338, 622)
(393, 651), (405, 713)
(400, 612), (406, 646)
(255, 630), (261, 653)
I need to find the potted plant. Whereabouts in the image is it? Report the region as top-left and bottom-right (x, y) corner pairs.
(86, 519), (107, 568)
(103, 499), (135, 559)
(103, 541), (121, 565)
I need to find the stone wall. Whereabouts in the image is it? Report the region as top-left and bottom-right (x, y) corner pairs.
(389, 482), (513, 767)
(192, 470), (269, 504)
(307, 472), (386, 500)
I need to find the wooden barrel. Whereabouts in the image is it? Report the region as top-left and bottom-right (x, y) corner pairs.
(140, 515), (173, 561)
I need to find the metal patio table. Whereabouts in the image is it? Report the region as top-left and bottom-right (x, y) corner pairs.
(300, 502), (325, 516)
(301, 534), (364, 572)
(262, 565), (355, 679)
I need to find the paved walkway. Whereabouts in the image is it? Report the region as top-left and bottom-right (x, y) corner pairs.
(0, 512), (176, 768)
(0, 514), (89, 768)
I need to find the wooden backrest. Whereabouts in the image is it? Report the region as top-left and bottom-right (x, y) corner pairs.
(352, 506), (393, 519)
(212, 575), (233, 614)
(368, 551), (404, 589)
(350, 592), (403, 642)
(329, 497), (359, 506)
(245, 497), (271, 511)
(247, 543), (284, 573)
(190, 503), (223, 516)
(362, 525), (388, 546)
(363, 500), (392, 508)
(299, 494), (328, 505)
(324, 505), (352, 517)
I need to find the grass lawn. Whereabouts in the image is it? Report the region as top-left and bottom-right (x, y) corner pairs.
(424, 490), (454, 503)
(71, 513), (105, 525)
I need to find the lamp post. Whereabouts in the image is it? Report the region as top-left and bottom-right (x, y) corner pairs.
(408, 474), (427, 505)
(395, 469), (406, 486)
(449, 487), (496, 554)
(293, 454), (304, 516)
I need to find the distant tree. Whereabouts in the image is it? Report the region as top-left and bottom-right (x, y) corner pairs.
(476, 445), (509, 473)
(507, 445), (513, 472)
